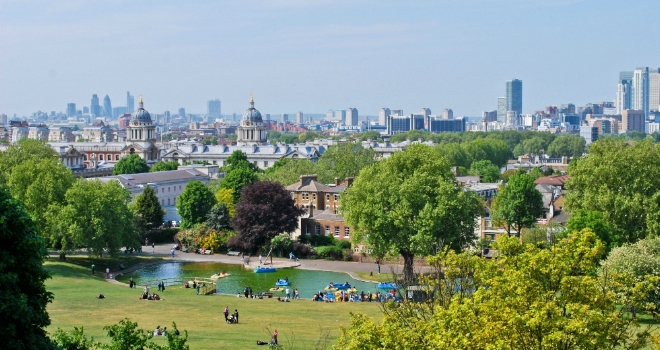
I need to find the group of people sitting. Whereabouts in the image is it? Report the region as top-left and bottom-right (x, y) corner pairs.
(328, 281), (351, 289)
(153, 325), (178, 336)
(276, 296), (290, 302)
(140, 292), (161, 300)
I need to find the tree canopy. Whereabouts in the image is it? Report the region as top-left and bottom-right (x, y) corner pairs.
(317, 142), (376, 182)
(132, 186), (164, 231)
(176, 181), (216, 228)
(467, 159), (501, 183)
(565, 139), (660, 245)
(113, 154), (149, 175)
(341, 144), (483, 284)
(0, 138), (59, 183)
(0, 187), (54, 349)
(229, 181), (303, 253)
(261, 158), (322, 186)
(47, 179), (140, 256)
(220, 150), (260, 202)
(491, 169), (544, 236)
(546, 134), (586, 157)
(206, 203), (231, 232)
(214, 188), (236, 218)
(150, 161), (179, 172)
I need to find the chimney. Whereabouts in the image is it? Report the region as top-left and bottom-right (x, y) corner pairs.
(308, 205), (314, 217)
(334, 177), (340, 186)
(346, 177), (355, 187)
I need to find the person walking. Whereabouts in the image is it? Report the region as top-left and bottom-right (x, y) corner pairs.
(241, 252), (244, 261)
(234, 309), (239, 324)
(105, 267), (110, 279)
(244, 286), (249, 298)
(171, 248), (175, 258)
(161, 281), (166, 292)
(223, 306), (229, 321)
(158, 281), (162, 292)
(272, 330), (278, 345)
(285, 287), (290, 299)
(152, 242), (155, 253)
(196, 284), (200, 295)
(91, 264), (95, 275)
(259, 255), (263, 264)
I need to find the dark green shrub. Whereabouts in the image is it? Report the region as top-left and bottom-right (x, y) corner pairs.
(144, 228), (179, 244)
(335, 240), (352, 250)
(299, 234), (336, 247)
(315, 245), (344, 260)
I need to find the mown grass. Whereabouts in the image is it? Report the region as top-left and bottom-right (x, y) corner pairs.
(353, 271), (402, 283)
(44, 259), (382, 349)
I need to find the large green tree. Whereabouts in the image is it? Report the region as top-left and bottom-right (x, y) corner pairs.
(47, 179), (139, 257)
(150, 161), (179, 172)
(113, 154), (149, 175)
(317, 142), (376, 182)
(0, 187), (54, 349)
(547, 134), (586, 157)
(0, 138), (59, 183)
(205, 203), (231, 232)
(467, 159), (501, 183)
(565, 139), (660, 245)
(491, 169), (544, 236)
(220, 150), (260, 202)
(436, 143), (472, 169)
(341, 144), (483, 284)
(132, 186), (164, 231)
(261, 158), (321, 186)
(177, 181), (216, 228)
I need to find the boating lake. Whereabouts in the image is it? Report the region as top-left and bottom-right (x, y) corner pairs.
(117, 262), (384, 298)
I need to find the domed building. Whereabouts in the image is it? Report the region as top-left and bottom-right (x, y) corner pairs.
(122, 96), (159, 160)
(237, 95), (267, 146)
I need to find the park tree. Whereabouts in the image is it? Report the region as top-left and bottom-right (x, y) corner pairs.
(467, 159), (501, 182)
(220, 150), (260, 202)
(214, 188), (236, 218)
(113, 154), (149, 175)
(46, 179), (140, 257)
(565, 139), (660, 245)
(177, 181), (216, 228)
(491, 169), (544, 236)
(261, 158), (321, 186)
(521, 136), (550, 156)
(131, 186), (164, 231)
(230, 181), (303, 254)
(337, 230), (659, 350)
(206, 203), (231, 232)
(0, 187), (54, 349)
(317, 142), (376, 183)
(353, 130), (383, 141)
(0, 138), (59, 183)
(341, 144), (483, 284)
(547, 134), (586, 157)
(567, 210), (617, 250)
(436, 143), (472, 169)
(461, 138), (510, 168)
(150, 161), (179, 172)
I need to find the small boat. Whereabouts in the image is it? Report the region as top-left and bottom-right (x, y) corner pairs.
(377, 282), (399, 289)
(325, 282), (351, 290)
(254, 266), (277, 273)
(210, 272), (231, 279)
(269, 287), (284, 292)
(275, 279), (289, 286)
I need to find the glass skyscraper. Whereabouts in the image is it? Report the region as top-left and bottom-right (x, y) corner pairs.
(506, 79), (523, 115)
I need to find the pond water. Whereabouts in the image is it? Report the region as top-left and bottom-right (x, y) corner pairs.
(117, 262), (384, 298)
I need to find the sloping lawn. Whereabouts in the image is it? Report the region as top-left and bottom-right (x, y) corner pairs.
(45, 260), (382, 349)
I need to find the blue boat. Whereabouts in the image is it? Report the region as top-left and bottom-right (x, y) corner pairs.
(275, 279), (289, 286)
(254, 266), (276, 273)
(326, 282), (351, 290)
(377, 282), (399, 289)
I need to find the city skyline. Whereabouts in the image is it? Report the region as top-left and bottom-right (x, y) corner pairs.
(1, 1), (659, 117)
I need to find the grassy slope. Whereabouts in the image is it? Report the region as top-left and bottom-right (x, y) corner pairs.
(45, 260), (382, 349)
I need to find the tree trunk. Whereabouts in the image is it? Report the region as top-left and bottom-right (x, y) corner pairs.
(401, 251), (416, 286)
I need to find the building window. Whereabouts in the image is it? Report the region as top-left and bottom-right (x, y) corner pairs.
(168, 187), (170, 192)
(302, 192), (309, 200)
(325, 226), (330, 235)
(99, 154), (104, 160)
(306, 224), (311, 235)
(326, 205), (330, 210)
(107, 154), (112, 161)
(291, 192), (295, 200)
(344, 227), (350, 238)
(312, 193), (316, 200)
(115, 155), (120, 161)
(334, 194), (339, 201)
(264, 161), (268, 167)
(168, 198), (170, 205)
(334, 226), (340, 237)
(162, 188), (164, 193)
(315, 224), (321, 235)
(326, 194), (330, 201)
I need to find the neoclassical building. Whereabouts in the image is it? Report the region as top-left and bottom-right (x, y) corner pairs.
(237, 95), (267, 146)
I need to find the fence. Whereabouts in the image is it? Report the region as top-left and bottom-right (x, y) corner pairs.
(138, 277), (217, 295)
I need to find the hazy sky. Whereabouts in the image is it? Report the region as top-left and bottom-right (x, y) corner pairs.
(1, 0), (658, 117)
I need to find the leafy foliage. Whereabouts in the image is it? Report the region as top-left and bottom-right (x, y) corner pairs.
(220, 151), (260, 202)
(467, 159), (501, 182)
(261, 158), (322, 186)
(337, 230), (659, 350)
(205, 203), (231, 231)
(150, 161), (179, 172)
(113, 154), (149, 175)
(230, 181), (303, 253)
(491, 169), (544, 236)
(176, 181), (216, 229)
(547, 134), (586, 157)
(214, 188), (236, 218)
(52, 326), (99, 350)
(317, 142), (376, 183)
(341, 144), (483, 284)
(0, 138), (59, 183)
(132, 186), (164, 231)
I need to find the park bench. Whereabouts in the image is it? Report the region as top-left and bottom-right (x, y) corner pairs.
(181, 247), (189, 253)
(227, 251), (241, 256)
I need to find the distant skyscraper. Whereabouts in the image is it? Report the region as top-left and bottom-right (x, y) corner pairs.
(281, 114), (288, 123)
(334, 110), (346, 122)
(296, 111), (303, 125)
(103, 95), (112, 118)
(391, 109), (403, 117)
(378, 108), (391, 125)
(506, 79), (523, 115)
(617, 71), (633, 114)
(442, 109), (453, 120)
(649, 69), (660, 113)
(127, 92), (135, 113)
(207, 99), (221, 120)
(632, 67), (649, 118)
(346, 108), (358, 126)
(83, 106), (89, 114)
(66, 103), (76, 117)
(497, 97), (507, 123)
(622, 109), (645, 133)
(91, 94), (101, 116)
(164, 110), (171, 123)
(179, 108), (186, 120)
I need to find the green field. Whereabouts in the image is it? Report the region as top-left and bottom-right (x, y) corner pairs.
(44, 258), (382, 349)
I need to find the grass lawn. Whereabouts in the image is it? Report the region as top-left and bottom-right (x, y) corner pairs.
(44, 259), (382, 349)
(353, 271), (401, 283)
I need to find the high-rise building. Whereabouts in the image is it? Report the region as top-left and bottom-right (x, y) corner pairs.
(178, 108), (186, 120)
(442, 109), (453, 120)
(207, 99), (221, 120)
(127, 92), (134, 113)
(580, 125), (599, 145)
(346, 108), (358, 126)
(82, 106), (89, 114)
(506, 79), (523, 115)
(0, 114), (7, 126)
(621, 109), (645, 133)
(295, 111), (303, 125)
(632, 67), (649, 118)
(649, 69), (660, 113)
(66, 103), (76, 117)
(91, 94), (101, 116)
(497, 97), (507, 123)
(391, 109), (403, 116)
(103, 95), (112, 118)
(164, 111), (171, 123)
(378, 108), (391, 125)
(281, 114), (288, 123)
(334, 110), (346, 122)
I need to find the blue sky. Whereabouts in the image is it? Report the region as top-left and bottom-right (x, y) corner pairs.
(1, 0), (658, 117)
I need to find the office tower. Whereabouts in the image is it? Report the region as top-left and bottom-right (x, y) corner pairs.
(296, 111), (303, 125)
(334, 110), (346, 122)
(506, 79), (523, 115)
(178, 108), (186, 121)
(482, 110), (497, 123)
(632, 67), (649, 118)
(67, 103), (76, 117)
(621, 110), (645, 133)
(91, 94), (101, 116)
(264, 114), (270, 121)
(127, 92), (134, 113)
(378, 108), (391, 125)
(580, 125), (599, 145)
(442, 109), (453, 120)
(163, 110), (170, 123)
(616, 83), (630, 114)
(497, 97), (507, 123)
(346, 108), (358, 126)
(0, 114), (7, 126)
(428, 116), (466, 133)
(650, 69), (660, 112)
(207, 99), (221, 119)
(391, 109), (403, 116)
(281, 114), (288, 123)
(83, 106), (89, 114)
(103, 95), (112, 118)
